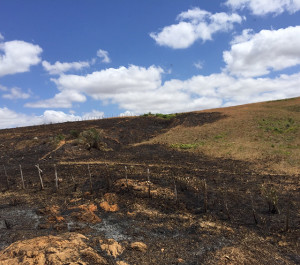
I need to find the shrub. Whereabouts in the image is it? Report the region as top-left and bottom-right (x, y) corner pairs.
(70, 129), (80, 138)
(142, 112), (177, 120)
(261, 184), (280, 214)
(78, 128), (106, 150)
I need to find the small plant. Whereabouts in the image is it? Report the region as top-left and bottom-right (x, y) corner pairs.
(55, 134), (65, 141)
(78, 128), (106, 150)
(261, 184), (280, 214)
(171, 143), (199, 150)
(142, 112), (177, 120)
(214, 132), (227, 140)
(69, 129), (80, 138)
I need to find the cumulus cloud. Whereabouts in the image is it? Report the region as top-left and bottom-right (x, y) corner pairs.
(25, 90), (86, 108)
(82, 110), (105, 119)
(25, 60), (300, 115)
(97, 49), (111, 63)
(225, 0), (300, 15)
(42, 60), (90, 75)
(150, 7), (243, 49)
(0, 40), (42, 77)
(0, 108), (107, 129)
(224, 26), (300, 77)
(2, 87), (31, 99)
(0, 33), (4, 41)
(120, 110), (135, 117)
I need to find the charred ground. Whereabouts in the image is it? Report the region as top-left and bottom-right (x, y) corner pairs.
(0, 103), (299, 264)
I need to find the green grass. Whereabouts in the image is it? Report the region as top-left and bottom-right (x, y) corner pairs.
(170, 142), (204, 150)
(142, 112), (177, 120)
(258, 117), (299, 134)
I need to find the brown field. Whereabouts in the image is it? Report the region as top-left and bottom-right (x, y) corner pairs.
(0, 98), (299, 264)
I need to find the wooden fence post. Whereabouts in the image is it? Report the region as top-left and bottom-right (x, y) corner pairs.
(54, 164), (59, 191)
(147, 168), (151, 198)
(88, 164), (93, 193)
(3, 165), (9, 190)
(203, 179), (208, 213)
(125, 166), (129, 190)
(19, 164), (25, 189)
(35, 164), (44, 190)
(173, 178), (177, 202)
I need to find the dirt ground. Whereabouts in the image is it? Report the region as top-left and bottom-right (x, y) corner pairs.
(0, 111), (299, 264)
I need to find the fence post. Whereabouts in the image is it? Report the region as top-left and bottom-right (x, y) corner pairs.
(35, 164), (44, 190)
(88, 164), (93, 193)
(19, 164), (25, 189)
(3, 165), (9, 190)
(203, 179), (207, 213)
(54, 164), (59, 191)
(125, 166), (129, 190)
(147, 168), (151, 198)
(173, 178), (177, 202)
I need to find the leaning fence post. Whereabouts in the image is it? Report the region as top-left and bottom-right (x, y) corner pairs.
(88, 164), (93, 193)
(54, 164), (59, 191)
(19, 164), (25, 189)
(147, 168), (151, 198)
(203, 179), (208, 213)
(173, 178), (177, 202)
(3, 165), (9, 190)
(35, 164), (44, 190)
(125, 166), (129, 190)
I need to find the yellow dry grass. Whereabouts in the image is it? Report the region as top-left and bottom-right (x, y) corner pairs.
(147, 97), (300, 175)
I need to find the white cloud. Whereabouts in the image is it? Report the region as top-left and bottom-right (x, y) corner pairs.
(0, 40), (42, 77)
(0, 84), (8, 91)
(97, 49), (111, 63)
(82, 110), (105, 119)
(34, 67), (300, 114)
(194, 61), (204, 70)
(2, 87), (31, 99)
(25, 90), (86, 108)
(150, 7), (243, 49)
(120, 110), (135, 117)
(0, 108), (108, 129)
(26, 65), (163, 109)
(225, 0), (300, 15)
(42, 60), (90, 75)
(224, 26), (300, 77)
(41, 110), (81, 124)
(0, 33), (4, 41)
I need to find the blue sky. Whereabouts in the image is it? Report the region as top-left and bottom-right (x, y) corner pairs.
(0, 0), (300, 128)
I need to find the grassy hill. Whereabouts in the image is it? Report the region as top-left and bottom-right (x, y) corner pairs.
(0, 97), (299, 264)
(146, 97), (300, 175)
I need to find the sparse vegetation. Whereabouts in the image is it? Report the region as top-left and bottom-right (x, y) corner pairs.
(77, 128), (106, 150)
(69, 129), (80, 138)
(258, 117), (298, 134)
(261, 184), (280, 214)
(170, 143), (200, 150)
(142, 112), (177, 120)
(0, 97), (299, 264)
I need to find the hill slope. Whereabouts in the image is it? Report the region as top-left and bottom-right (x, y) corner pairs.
(0, 98), (299, 264)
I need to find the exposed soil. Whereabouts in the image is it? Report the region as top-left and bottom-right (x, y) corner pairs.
(0, 111), (299, 264)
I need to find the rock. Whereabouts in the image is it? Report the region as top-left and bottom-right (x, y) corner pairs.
(0, 220), (8, 229)
(99, 201), (119, 212)
(103, 193), (118, 203)
(116, 261), (130, 265)
(130, 242), (147, 252)
(0, 232), (108, 265)
(69, 204), (101, 224)
(100, 239), (124, 258)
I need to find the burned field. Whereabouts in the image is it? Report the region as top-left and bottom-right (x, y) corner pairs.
(0, 110), (299, 264)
